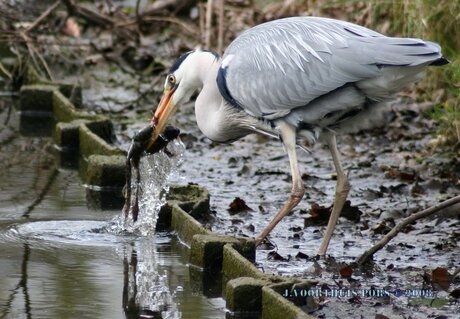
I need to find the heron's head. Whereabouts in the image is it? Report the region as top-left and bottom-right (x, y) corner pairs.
(149, 49), (219, 145)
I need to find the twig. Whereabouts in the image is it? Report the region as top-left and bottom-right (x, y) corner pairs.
(0, 60), (12, 80)
(25, 0), (60, 33)
(217, 0), (224, 54)
(205, 0), (213, 48)
(356, 195), (460, 265)
(61, 0), (114, 27)
(19, 31), (54, 81)
(135, 0), (142, 21)
(199, 2), (205, 46)
(117, 16), (198, 35)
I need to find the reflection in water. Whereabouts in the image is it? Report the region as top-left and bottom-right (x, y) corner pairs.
(0, 244), (31, 319)
(0, 94), (225, 319)
(122, 240), (181, 319)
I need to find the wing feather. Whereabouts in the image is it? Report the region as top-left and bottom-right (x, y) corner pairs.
(218, 17), (443, 120)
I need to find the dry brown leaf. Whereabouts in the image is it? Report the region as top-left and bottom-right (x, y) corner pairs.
(432, 267), (452, 290)
(339, 265), (353, 279)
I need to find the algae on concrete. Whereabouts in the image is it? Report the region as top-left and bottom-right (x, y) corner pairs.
(20, 85), (55, 113)
(79, 124), (125, 158)
(158, 184), (210, 229)
(225, 277), (269, 313)
(53, 90), (101, 123)
(54, 120), (88, 149)
(190, 234), (242, 270)
(223, 244), (267, 281)
(262, 286), (316, 319)
(171, 205), (212, 245)
(86, 155), (126, 187)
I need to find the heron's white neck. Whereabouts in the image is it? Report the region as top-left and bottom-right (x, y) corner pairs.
(181, 51), (254, 142)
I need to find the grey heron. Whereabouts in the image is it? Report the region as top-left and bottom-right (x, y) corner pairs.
(148, 17), (448, 255)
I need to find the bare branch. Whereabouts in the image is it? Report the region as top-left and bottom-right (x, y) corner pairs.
(217, 0), (224, 54)
(356, 195), (460, 265)
(205, 0), (213, 49)
(25, 0), (60, 33)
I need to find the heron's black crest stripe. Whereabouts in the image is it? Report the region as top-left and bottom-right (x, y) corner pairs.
(202, 49), (220, 59)
(217, 67), (243, 109)
(169, 51), (193, 73)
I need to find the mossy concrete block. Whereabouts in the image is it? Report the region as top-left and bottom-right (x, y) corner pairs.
(190, 234), (253, 270)
(158, 184), (210, 228)
(86, 155), (126, 187)
(171, 205), (212, 245)
(261, 286), (316, 319)
(167, 184), (210, 218)
(79, 123), (125, 157)
(225, 277), (269, 313)
(57, 83), (82, 108)
(20, 84), (56, 112)
(223, 244), (267, 281)
(53, 90), (101, 123)
(23, 64), (45, 85)
(54, 120), (88, 148)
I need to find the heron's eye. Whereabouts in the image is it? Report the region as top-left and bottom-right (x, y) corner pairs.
(167, 75), (176, 86)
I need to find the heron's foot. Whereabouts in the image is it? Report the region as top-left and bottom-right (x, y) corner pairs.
(255, 235), (276, 250)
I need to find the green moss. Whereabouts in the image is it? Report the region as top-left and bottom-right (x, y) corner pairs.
(79, 124), (125, 158)
(222, 244), (267, 281)
(225, 277), (268, 312)
(171, 205), (212, 245)
(261, 286), (316, 319)
(86, 155), (126, 187)
(20, 85), (55, 112)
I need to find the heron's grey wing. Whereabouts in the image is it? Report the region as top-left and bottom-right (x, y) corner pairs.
(217, 17), (443, 119)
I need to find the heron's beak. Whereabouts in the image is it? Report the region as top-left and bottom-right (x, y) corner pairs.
(148, 87), (177, 148)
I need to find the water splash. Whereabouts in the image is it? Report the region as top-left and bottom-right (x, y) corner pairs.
(121, 239), (181, 319)
(108, 139), (185, 236)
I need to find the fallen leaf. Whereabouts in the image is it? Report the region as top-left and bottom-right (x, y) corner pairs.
(339, 265), (353, 279)
(450, 288), (460, 299)
(228, 197), (252, 214)
(295, 252), (309, 259)
(432, 267), (452, 290)
(375, 314), (390, 319)
(267, 251), (289, 261)
(304, 203), (331, 226)
(341, 200), (363, 222)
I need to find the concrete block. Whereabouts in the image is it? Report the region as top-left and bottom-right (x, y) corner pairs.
(225, 277), (268, 313)
(86, 155), (126, 187)
(171, 205), (212, 245)
(223, 244), (266, 281)
(23, 64), (45, 85)
(262, 286), (316, 319)
(190, 234), (247, 270)
(157, 184), (210, 229)
(57, 83), (82, 108)
(189, 267), (222, 298)
(54, 120), (88, 148)
(20, 84), (55, 112)
(53, 90), (101, 123)
(79, 123), (125, 158)
(86, 188), (124, 210)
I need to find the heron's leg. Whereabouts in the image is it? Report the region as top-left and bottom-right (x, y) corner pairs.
(317, 132), (351, 255)
(255, 121), (305, 246)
